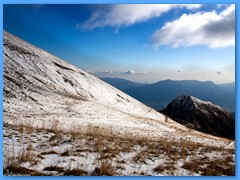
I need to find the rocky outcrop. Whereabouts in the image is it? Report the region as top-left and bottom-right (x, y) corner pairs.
(161, 95), (235, 139)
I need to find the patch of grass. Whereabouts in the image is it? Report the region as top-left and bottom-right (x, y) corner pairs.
(132, 151), (147, 163)
(41, 150), (58, 155)
(37, 154), (45, 159)
(202, 162), (234, 176)
(182, 160), (200, 173)
(43, 166), (65, 172)
(60, 150), (70, 156)
(153, 164), (176, 174)
(182, 158), (235, 176)
(3, 122), (235, 176)
(153, 165), (165, 173)
(18, 149), (38, 164)
(49, 120), (60, 134)
(4, 165), (45, 176)
(117, 159), (126, 164)
(116, 164), (125, 170)
(92, 161), (116, 176)
(179, 147), (190, 159)
(64, 169), (88, 176)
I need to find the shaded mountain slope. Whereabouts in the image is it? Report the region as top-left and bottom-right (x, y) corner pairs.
(161, 95), (235, 139)
(124, 79), (235, 112)
(101, 77), (146, 91)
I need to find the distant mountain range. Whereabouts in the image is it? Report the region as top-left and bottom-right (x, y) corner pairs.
(218, 82), (235, 94)
(160, 95), (235, 139)
(101, 78), (235, 112)
(101, 77), (147, 91)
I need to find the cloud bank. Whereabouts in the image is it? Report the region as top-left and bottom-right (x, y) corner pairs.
(152, 5), (235, 48)
(86, 69), (151, 76)
(82, 4), (201, 29)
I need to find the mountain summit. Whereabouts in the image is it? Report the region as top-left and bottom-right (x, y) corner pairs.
(161, 95), (235, 139)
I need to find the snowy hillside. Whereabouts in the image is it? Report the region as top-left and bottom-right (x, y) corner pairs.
(3, 30), (234, 147)
(3, 31), (235, 176)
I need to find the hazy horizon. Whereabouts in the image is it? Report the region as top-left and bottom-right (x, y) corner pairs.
(98, 76), (235, 85)
(4, 4), (235, 84)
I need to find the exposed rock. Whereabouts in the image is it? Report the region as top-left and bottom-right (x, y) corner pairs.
(161, 95), (235, 139)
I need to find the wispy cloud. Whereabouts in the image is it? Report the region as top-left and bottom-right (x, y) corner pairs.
(86, 69), (151, 76)
(123, 70), (135, 74)
(152, 5), (235, 49)
(81, 4), (201, 30)
(216, 70), (225, 75)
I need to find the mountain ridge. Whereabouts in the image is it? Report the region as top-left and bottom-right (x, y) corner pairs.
(161, 95), (235, 139)
(101, 77), (147, 91)
(120, 78), (235, 112)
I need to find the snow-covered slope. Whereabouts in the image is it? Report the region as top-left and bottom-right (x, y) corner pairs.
(3, 31), (233, 148)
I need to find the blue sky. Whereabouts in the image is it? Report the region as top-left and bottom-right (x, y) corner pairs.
(3, 4), (235, 83)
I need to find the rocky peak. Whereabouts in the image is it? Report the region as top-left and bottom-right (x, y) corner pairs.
(169, 95), (195, 111)
(161, 95), (235, 139)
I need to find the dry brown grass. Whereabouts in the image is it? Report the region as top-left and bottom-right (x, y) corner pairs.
(49, 120), (60, 133)
(132, 151), (148, 164)
(3, 122), (235, 176)
(60, 150), (70, 156)
(182, 157), (235, 176)
(41, 150), (59, 155)
(4, 165), (45, 176)
(64, 169), (88, 176)
(153, 163), (176, 173)
(92, 160), (117, 176)
(17, 148), (39, 165)
(43, 166), (65, 173)
(4, 144), (41, 175)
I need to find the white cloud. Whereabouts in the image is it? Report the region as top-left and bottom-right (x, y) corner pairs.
(216, 70), (225, 75)
(81, 4), (201, 29)
(86, 70), (115, 74)
(123, 70), (135, 74)
(216, 4), (229, 9)
(183, 69), (208, 75)
(194, 69), (208, 75)
(87, 69), (151, 76)
(152, 4), (235, 49)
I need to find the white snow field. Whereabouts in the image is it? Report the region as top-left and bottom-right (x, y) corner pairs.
(3, 31), (235, 176)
